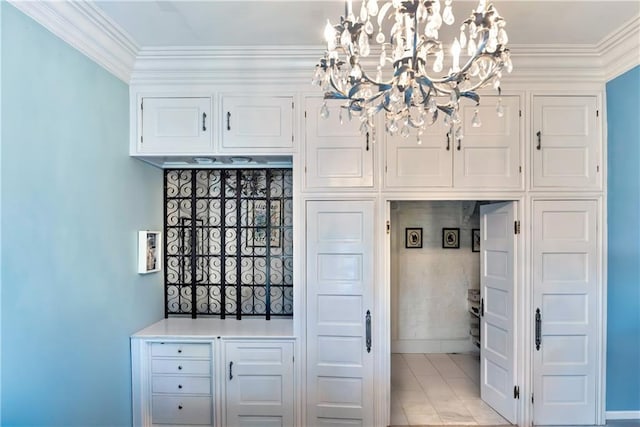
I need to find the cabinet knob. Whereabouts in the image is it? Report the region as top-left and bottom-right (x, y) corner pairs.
(178, 365), (183, 370)
(178, 405), (183, 410)
(177, 349), (182, 354)
(178, 384), (183, 389)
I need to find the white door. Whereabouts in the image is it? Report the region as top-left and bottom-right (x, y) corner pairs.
(139, 97), (213, 154)
(384, 125), (452, 188)
(306, 200), (375, 427)
(532, 200), (598, 425)
(220, 95), (294, 151)
(225, 340), (294, 427)
(479, 202), (517, 424)
(455, 95), (522, 189)
(532, 96), (600, 189)
(305, 98), (374, 189)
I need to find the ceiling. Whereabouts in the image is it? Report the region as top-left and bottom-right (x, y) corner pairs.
(93, 0), (639, 49)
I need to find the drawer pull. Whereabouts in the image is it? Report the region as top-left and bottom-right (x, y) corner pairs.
(178, 405), (183, 410)
(178, 384), (183, 389)
(177, 349), (182, 354)
(178, 365), (183, 370)
(229, 361), (233, 380)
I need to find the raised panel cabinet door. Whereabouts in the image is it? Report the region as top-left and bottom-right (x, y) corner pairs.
(454, 95), (522, 189)
(139, 97), (213, 154)
(480, 202), (517, 424)
(306, 200), (375, 427)
(532, 200), (598, 425)
(225, 341), (294, 427)
(385, 124), (453, 188)
(532, 96), (600, 189)
(220, 96), (294, 151)
(304, 98), (374, 189)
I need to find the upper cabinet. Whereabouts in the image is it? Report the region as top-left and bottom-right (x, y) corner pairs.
(131, 91), (296, 157)
(137, 96), (213, 155)
(532, 95), (601, 190)
(304, 97), (374, 189)
(220, 95), (294, 153)
(385, 95), (522, 190)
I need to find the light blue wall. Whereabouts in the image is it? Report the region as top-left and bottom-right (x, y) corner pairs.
(1, 3), (164, 426)
(606, 65), (640, 412)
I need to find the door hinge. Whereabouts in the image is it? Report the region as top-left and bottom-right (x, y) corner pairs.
(514, 385), (520, 399)
(292, 355), (295, 363)
(514, 220), (521, 235)
(304, 111), (307, 118)
(532, 393), (534, 404)
(292, 101), (294, 109)
(519, 165), (522, 173)
(596, 110), (599, 117)
(519, 110), (522, 117)
(140, 100), (143, 110)
(597, 164), (600, 172)
(386, 221), (390, 234)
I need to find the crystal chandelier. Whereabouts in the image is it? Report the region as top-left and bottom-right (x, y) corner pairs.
(312, 0), (512, 144)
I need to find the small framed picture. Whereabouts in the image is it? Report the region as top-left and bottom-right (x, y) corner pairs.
(405, 227), (423, 249)
(138, 231), (161, 274)
(472, 228), (481, 252)
(442, 228), (460, 249)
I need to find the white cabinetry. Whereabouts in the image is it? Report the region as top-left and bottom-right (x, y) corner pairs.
(304, 98), (374, 189)
(224, 340), (294, 427)
(532, 96), (601, 189)
(384, 95), (522, 190)
(131, 319), (295, 427)
(138, 97), (213, 155)
(220, 95), (294, 152)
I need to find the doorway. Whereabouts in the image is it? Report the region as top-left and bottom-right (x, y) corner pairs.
(388, 200), (518, 426)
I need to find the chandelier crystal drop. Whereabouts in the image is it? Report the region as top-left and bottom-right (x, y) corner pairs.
(312, 0), (512, 144)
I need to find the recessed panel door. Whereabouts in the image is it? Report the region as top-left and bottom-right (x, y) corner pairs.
(480, 201), (517, 423)
(306, 200), (375, 427)
(532, 200), (598, 425)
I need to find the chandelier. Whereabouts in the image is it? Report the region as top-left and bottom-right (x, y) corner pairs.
(312, 0), (512, 144)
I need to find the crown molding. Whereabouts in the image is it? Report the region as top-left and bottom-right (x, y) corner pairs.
(8, 1), (638, 86)
(7, 0), (138, 83)
(597, 15), (640, 81)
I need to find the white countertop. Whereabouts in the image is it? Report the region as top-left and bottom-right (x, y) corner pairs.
(131, 317), (294, 339)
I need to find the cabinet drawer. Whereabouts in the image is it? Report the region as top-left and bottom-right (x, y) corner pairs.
(151, 342), (210, 358)
(152, 376), (211, 395)
(152, 359), (211, 375)
(152, 395), (212, 425)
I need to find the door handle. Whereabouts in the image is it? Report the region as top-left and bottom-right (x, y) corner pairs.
(535, 308), (542, 351)
(365, 310), (372, 353)
(480, 298), (484, 317)
(229, 361), (233, 380)
(457, 138), (461, 151)
(202, 112), (207, 131)
(227, 111), (231, 131)
(536, 131), (541, 150)
(365, 132), (370, 152)
(446, 132), (450, 151)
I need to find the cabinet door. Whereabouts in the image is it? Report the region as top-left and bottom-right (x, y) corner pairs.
(532, 96), (600, 189)
(305, 98), (374, 189)
(139, 97), (213, 154)
(306, 200), (375, 426)
(454, 95), (522, 189)
(220, 96), (294, 152)
(225, 341), (294, 427)
(532, 200), (599, 425)
(385, 124), (453, 188)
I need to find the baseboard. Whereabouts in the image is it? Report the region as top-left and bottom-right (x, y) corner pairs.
(606, 410), (640, 420)
(391, 339), (476, 354)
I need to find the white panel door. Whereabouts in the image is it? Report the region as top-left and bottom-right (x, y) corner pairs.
(384, 125), (453, 188)
(480, 202), (517, 424)
(305, 98), (374, 189)
(532, 200), (598, 425)
(225, 340), (294, 427)
(306, 200), (375, 427)
(220, 96), (294, 151)
(455, 95), (521, 189)
(139, 97), (213, 154)
(532, 96), (600, 189)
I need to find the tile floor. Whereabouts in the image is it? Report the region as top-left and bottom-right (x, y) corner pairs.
(391, 352), (510, 426)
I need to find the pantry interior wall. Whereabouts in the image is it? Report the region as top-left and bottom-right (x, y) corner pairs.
(390, 201), (481, 354)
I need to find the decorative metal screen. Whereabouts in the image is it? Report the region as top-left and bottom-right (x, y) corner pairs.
(164, 169), (293, 319)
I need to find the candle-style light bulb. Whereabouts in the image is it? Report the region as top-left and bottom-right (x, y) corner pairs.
(451, 38), (461, 72)
(324, 20), (334, 43)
